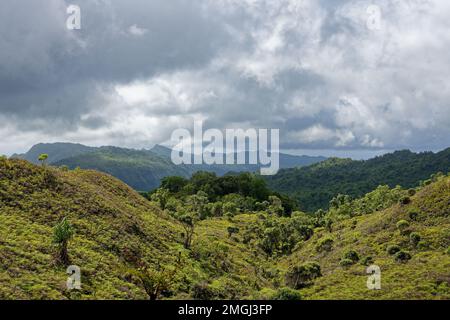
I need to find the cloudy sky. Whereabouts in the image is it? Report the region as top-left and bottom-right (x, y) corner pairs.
(1, 0), (449, 158)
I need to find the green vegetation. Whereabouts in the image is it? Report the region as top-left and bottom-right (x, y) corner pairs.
(0, 157), (449, 300)
(265, 148), (450, 212)
(52, 218), (74, 266)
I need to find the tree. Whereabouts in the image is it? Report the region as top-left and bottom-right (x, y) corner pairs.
(179, 214), (195, 249)
(285, 262), (322, 289)
(53, 218), (74, 265)
(134, 253), (182, 300)
(161, 176), (188, 193)
(38, 153), (49, 166)
(150, 188), (170, 210)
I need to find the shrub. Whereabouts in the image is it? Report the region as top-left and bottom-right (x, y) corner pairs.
(408, 210), (419, 221)
(361, 256), (374, 266)
(53, 218), (74, 265)
(343, 250), (359, 263)
(387, 245), (401, 255)
(316, 237), (334, 253)
(191, 282), (217, 300)
(285, 262), (322, 289)
(395, 250), (412, 263)
(407, 189), (416, 196)
(409, 232), (421, 247)
(396, 220), (410, 233)
(339, 258), (354, 267)
(417, 241), (429, 250)
(227, 226), (240, 238)
(272, 287), (302, 300)
(399, 196), (411, 205)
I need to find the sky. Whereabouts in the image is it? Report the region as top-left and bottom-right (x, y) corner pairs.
(1, 0), (449, 158)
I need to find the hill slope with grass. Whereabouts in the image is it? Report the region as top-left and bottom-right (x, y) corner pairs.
(278, 174), (450, 299)
(0, 158), (273, 299)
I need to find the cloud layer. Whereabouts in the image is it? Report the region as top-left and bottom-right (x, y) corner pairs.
(1, 0), (449, 155)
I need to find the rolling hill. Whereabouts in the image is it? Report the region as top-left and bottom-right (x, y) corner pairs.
(265, 148), (450, 212)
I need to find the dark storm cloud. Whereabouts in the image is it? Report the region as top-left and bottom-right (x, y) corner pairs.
(1, 0), (450, 155)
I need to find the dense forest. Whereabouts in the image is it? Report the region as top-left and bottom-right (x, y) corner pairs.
(265, 148), (450, 212)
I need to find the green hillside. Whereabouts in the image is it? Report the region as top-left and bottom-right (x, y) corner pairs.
(53, 147), (191, 191)
(15, 143), (326, 191)
(0, 157), (448, 300)
(265, 149), (450, 212)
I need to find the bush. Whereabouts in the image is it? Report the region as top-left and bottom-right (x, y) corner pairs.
(409, 232), (421, 247)
(285, 262), (322, 289)
(191, 282), (217, 300)
(361, 256), (374, 266)
(399, 196), (411, 205)
(407, 189), (416, 196)
(272, 287), (302, 300)
(316, 237), (334, 253)
(343, 250), (359, 263)
(417, 241), (429, 250)
(408, 210), (419, 221)
(387, 245), (401, 255)
(396, 220), (410, 233)
(339, 258), (354, 267)
(395, 250), (412, 263)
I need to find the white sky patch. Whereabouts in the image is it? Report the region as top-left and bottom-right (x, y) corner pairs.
(127, 24), (148, 37)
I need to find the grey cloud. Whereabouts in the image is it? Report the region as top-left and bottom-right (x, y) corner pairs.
(1, 0), (450, 155)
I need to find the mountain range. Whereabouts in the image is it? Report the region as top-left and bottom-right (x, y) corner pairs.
(12, 143), (326, 191)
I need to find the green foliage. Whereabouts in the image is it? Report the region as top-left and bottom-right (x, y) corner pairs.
(342, 250), (359, 263)
(265, 149), (450, 212)
(387, 245), (401, 255)
(408, 209), (419, 221)
(396, 220), (410, 234)
(52, 218), (74, 265)
(38, 153), (49, 166)
(272, 287), (302, 300)
(156, 171), (295, 216)
(227, 226), (240, 238)
(316, 237), (334, 253)
(399, 196), (411, 205)
(361, 256), (374, 266)
(285, 262), (322, 289)
(150, 188), (170, 210)
(160, 176), (188, 193)
(410, 232), (421, 247)
(339, 258), (354, 268)
(395, 250), (412, 263)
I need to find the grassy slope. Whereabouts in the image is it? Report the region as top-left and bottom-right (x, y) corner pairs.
(0, 158), (269, 299)
(280, 176), (450, 299)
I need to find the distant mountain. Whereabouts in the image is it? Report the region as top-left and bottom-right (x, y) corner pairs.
(12, 142), (96, 164)
(265, 148), (450, 212)
(14, 143), (326, 191)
